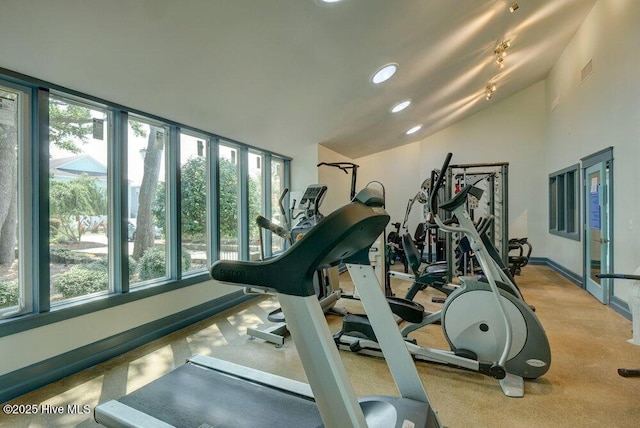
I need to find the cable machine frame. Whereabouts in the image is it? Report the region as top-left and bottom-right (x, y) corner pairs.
(445, 162), (509, 276)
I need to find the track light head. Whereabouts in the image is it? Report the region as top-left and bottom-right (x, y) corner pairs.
(486, 82), (497, 100)
(494, 41), (511, 68)
(510, 1), (519, 13)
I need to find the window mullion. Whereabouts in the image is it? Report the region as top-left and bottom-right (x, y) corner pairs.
(112, 110), (128, 293)
(36, 88), (50, 312)
(263, 154), (272, 258)
(208, 138), (220, 262)
(239, 147), (249, 260)
(168, 125), (180, 279)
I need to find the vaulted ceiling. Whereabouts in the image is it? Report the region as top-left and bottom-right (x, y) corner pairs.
(0, 0), (597, 159)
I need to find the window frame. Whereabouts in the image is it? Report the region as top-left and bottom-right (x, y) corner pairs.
(549, 164), (580, 241)
(47, 91), (113, 305)
(0, 66), (291, 338)
(0, 79), (34, 318)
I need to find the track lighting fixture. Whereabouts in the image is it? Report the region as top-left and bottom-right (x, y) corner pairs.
(509, 1), (519, 13)
(494, 41), (511, 57)
(494, 41), (511, 68)
(486, 83), (497, 100)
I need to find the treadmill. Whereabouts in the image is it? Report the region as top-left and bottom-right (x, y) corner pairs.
(95, 187), (442, 428)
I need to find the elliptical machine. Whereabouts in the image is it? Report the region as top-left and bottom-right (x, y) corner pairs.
(251, 184), (341, 347)
(335, 153), (551, 397)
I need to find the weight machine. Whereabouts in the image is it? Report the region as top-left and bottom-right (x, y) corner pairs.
(444, 162), (509, 277)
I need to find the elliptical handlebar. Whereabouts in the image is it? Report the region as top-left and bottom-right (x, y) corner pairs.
(278, 188), (290, 231)
(429, 153), (475, 237)
(429, 153), (452, 217)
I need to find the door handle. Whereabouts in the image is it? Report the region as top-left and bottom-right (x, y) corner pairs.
(595, 238), (610, 243)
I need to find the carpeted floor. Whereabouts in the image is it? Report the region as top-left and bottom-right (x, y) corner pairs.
(1, 264), (638, 427)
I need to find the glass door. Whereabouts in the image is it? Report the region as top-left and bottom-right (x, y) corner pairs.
(584, 161), (612, 303)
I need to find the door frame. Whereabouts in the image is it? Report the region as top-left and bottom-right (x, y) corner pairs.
(581, 147), (614, 303)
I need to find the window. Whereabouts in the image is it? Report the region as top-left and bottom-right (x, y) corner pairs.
(180, 132), (208, 275)
(127, 117), (169, 287)
(0, 66), (290, 337)
(0, 83), (31, 317)
(270, 157), (287, 255)
(248, 151), (264, 261)
(49, 94), (110, 304)
(219, 144), (240, 260)
(549, 164), (580, 240)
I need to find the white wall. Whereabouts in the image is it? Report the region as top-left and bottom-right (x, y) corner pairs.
(417, 82), (547, 249)
(545, 0), (640, 300)
(0, 281), (236, 376)
(317, 145), (355, 215)
(320, 82), (547, 258)
(289, 143), (320, 196)
(352, 143), (423, 231)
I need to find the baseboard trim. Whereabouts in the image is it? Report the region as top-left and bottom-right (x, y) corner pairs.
(532, 258), (632, 320)
(533, 257), (583, 286)
(610, 295), (632, 320)
(0, 290), (252, 404)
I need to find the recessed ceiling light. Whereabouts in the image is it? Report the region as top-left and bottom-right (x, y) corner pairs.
(371, 63), (398, 84)
(391, 100), (411, 113)
(321, 0), (342, 2)
(406, 125), (422, 135)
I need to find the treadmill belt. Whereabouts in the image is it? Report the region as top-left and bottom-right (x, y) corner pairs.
(118, 362), (323, 428)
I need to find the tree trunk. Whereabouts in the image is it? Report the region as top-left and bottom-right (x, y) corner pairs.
(133, 125), (164, 260)
(0, 125), (17, 265)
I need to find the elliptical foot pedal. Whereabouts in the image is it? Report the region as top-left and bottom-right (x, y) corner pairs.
(267, 308), (285, 323)
(499, 373), (524, 397)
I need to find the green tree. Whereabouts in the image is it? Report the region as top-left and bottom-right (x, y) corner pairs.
(0, 110), (18, 264)
(49, 174), (107, 242)
(182, 156), (207, 239)
(153, 156), (261, 244)
(219, 158), (239, 238)
(49, 99), (93, 153)
(133, 125), (164, 260)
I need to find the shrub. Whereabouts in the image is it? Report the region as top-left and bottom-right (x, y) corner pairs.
(84, 257), (138, 282)
(128, 256), (138, 281)
(137, 247), (191, 282)
(50, 248), (95, 264)
(0, 280), (19, 308)
(54, 265), (108, 299)
(85, 257), (109, 272)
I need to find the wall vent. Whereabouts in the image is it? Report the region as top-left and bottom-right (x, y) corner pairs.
(581, 59), (593, 82)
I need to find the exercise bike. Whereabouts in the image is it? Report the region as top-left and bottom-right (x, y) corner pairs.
(386, 176), (452, 301)
(335, 153), (551, 397)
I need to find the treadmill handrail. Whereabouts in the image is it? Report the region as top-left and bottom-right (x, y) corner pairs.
(211, 189), (390, 297)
